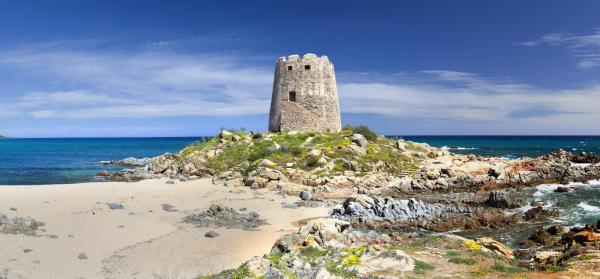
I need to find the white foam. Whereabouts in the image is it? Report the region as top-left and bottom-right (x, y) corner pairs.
(533, 184), (562, 197)
(442, 146), (478, 150)
(577, 202), (600, 212)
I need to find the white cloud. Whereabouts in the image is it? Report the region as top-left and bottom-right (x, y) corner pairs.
(517, 29), (600, 69)
(0, 43), (600, 134)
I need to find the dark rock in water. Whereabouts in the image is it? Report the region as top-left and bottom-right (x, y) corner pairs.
(524, 207), (559, 221)
(484, 191), (524, 208)
(546, 225), (567, 235)
(99, 157), (151, 167)
(106, 203), (124, 210)
(554, 186), (573, 193)
(96, 170), (110, 177)
(205, 231), (220, 238)
(78, 253), (88, 260)
(570, 152), (600, 164)
(528, 229), (556, 246)
(184, 204), (268, 230)
(299, 191), (311, 201)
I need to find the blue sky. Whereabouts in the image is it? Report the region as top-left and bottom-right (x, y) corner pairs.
(1, 0), (600, 137)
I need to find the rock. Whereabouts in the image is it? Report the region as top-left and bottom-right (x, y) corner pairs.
(359, 250), (414, 275)
(524, 207), (559, 221)
(534, 251), (562, 263)
(395, 141), (406, 151)
(313, 268), (340, 279)
(106, 203), (124, 210)
(99, 157), (151, 167)
(188, 175), (199, 181)
(346, 144), (366, 156)
(484, 191), (523, 208)
(309, 149), (322, 157)
(246, 256), (271, 277)
(259, 159), (277, 168)
(554, 186), (573, 193)
(309, 218), (351, 244)
(184, 204), (268, 230)
(574, 231), (598, 243)
(78, 253), (88, 260)
(205, 231), (220, 238)
(547, 225), (567, 235)
(96, 170), (110, 177)
(299, 191), (311, 201)
(23, 249), (33, 253)
(165, 180), (175, 184)
(475, 237), (514, 259)
(220, 130), (233, 138)
(161, 204), (178, 212)
(350, 134), (368, 147)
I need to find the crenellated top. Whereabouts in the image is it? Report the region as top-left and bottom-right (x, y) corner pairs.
(277, 53), (330, 63)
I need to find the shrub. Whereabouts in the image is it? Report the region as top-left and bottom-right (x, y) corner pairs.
(448, 257), (477, 265)
(343, 125), (378, 141)
(414, 259), (435, 274)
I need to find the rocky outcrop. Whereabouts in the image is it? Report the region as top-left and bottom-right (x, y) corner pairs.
(99, 157), (151, 167)
(0, 214), (44, 236)
(331, 195), (520, 232)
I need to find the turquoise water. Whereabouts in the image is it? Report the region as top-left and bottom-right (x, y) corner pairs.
(0, 138), (203, 185)
(402, 135), (600, 159)
(0, 136), (599, 185)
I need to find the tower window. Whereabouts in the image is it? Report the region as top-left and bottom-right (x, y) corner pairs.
(289, 91), (296, 102)
(305, 65), (311, 70)
(287, 66), (293, 71)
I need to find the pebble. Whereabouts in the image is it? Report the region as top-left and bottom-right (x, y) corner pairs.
(106, 203), (124, 210)
(299, 191), (311, 201)
(77, 253), (88, 260)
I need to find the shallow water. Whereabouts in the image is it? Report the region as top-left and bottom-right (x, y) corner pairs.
(0, 137), (204, 185)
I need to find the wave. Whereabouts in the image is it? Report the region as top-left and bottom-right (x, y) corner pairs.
(577, 202), (600, 212)
(441, 146), (478, 150)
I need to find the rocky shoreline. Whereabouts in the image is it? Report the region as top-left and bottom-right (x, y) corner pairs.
(98, 129), (600, 277)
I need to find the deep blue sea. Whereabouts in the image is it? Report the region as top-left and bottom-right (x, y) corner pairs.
(0, 136), (599, 185)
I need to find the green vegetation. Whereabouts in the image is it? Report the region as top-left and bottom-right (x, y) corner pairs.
(300, 246), (328, 265)
(445, 250), (461, 257)
(568, 254), (596, 262)
(176, 127), (422, 178)
(448, 257), (477, 265)
(413, 259), (435, 274)
(469, 266), (490, 277)
(491, 262), (527, 273)
(342, 124), (378, 141)
(325, 259), (359, 278)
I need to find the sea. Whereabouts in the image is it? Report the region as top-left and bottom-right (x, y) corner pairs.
(1, 135), (599, 236)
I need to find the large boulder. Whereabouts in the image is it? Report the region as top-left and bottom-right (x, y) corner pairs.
(475, 237), (514, 259)
(358, 250), (414, 275)
(350, 134), (368, 147)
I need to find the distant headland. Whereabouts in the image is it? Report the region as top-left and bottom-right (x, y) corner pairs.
(0, 135), (9, 139)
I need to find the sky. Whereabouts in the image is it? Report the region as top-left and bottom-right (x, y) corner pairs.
(1, 0), (600, 137)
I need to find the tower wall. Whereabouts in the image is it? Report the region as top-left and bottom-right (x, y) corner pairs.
(268, 53), (341, 132)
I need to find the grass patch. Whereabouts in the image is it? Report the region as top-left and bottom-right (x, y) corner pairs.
(342, 125), (378, 141)
(568, 254), (596, 262)
(299, 246), (328, 265)
(491, 262), (527, 273)
(445, 250), (461, 257)
(325, 259), (359, 278)
(448, 257), (477, 265)
(546, 265), (569, 272)
(469, 266), (490, 277)
(414, 259), (435, 274)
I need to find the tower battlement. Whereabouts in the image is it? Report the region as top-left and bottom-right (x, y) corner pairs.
(268, 54), (341, 132)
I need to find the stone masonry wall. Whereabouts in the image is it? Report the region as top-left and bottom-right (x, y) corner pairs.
(269, 54), (341, 132)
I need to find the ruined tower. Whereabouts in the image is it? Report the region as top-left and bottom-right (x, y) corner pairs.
(268, 53), (341, 132)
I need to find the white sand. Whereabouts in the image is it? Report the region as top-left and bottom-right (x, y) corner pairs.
(0, 179), (329, 279)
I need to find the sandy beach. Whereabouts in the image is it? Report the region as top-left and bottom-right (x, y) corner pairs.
(0, 179), (329, 279)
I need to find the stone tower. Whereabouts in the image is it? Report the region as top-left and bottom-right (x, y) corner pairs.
(268, 53), (341, 132)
